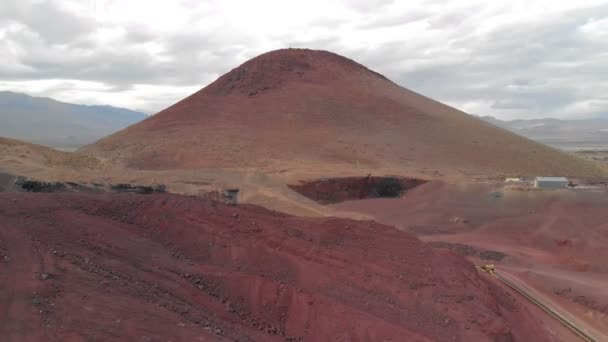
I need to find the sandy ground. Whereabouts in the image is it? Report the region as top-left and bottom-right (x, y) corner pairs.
(498, 266), (608, 340)
(332, 182), (608, 339)
(0, 192), (555, 341)
(576, 150), (608, 167)
(479, 270), (583, 342)
(3, 139), (608, 341)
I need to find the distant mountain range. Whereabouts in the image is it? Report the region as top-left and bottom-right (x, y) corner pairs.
(0, 91), (147, 150)
(479, 116), (608, 151)
(1, 89), (606, 154)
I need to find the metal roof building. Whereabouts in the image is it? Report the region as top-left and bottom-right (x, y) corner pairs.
(533, 177), (568, 189)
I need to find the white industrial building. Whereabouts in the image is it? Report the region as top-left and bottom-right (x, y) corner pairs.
(533, 177), (569, 189)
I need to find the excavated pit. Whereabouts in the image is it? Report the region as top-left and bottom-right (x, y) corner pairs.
(288, 176), (427, 204)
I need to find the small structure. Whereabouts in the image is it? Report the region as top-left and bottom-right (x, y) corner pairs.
(504, 177), (528, 186)
(533, 177), (568, 189)
(223, 188), (240, 205)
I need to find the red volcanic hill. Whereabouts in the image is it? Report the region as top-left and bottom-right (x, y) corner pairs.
(85, 49), (604, 178)
(0, 192), (549, 341)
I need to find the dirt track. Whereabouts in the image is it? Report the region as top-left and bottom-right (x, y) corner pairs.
(0, 192), (553, 341)
(333, 181), (608, 339)
(492, 268), (605, 341)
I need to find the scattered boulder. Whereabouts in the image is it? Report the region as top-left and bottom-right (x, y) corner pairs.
(16, 179), (66, 193)
(430, 242), (507, 261)
(451, 217), (468, 224)
(0, 175), (167, 196)
(110, 183), (166, 194)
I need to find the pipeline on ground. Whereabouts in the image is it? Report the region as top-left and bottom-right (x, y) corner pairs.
(476, 265), (596, 342)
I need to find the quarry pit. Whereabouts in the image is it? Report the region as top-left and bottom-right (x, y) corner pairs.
(288, 176), (427, 204)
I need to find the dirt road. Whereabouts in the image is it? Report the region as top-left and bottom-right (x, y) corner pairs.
(493, 268), (606, 341)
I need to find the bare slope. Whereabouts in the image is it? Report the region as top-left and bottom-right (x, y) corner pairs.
(0, 137), (102, 177)
(332, 182), (608, 338)
(85, 48), (604, 178)
(0, 192), (550, 341)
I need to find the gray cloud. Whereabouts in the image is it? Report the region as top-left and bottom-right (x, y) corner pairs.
(0, 0), (606, 119)
(374, 3), (608, 118)
(427, 10), (470, 29)
(344, 0), (395, 12)
(357, 10), (429, 29)
(0, 1), (95, 44)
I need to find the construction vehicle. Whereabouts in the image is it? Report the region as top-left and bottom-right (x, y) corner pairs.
(479, 264), (495, 273)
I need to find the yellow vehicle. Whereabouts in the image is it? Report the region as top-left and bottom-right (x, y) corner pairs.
(479, 264), (495, 273)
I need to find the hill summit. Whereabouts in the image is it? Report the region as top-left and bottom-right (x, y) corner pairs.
(206, 49), (389, 97)
(85, 48), (604, 178)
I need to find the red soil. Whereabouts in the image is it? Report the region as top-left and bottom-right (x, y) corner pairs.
(288, 176), (426, 204)
(0, 192), (549, 341)
(333, 182), (608, 273)
(333, 182), (608, 338)
(83, 49), (604, 178)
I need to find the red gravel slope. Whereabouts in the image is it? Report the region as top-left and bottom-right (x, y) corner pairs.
(0, 192), (549, 341)
(332, 182), (608, 338)
(84, 49), (603, 178)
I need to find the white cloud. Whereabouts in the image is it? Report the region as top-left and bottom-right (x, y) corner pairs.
(0, 0), (607, 119)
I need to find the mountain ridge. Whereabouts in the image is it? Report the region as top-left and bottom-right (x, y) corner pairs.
(0, 91), (147, 149)
(480, 115), (608, 151)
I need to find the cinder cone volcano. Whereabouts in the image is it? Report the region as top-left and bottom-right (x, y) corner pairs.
(85, 48), (604, 178)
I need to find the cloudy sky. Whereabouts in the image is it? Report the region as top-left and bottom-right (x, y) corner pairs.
(1, 0), (607, 119)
